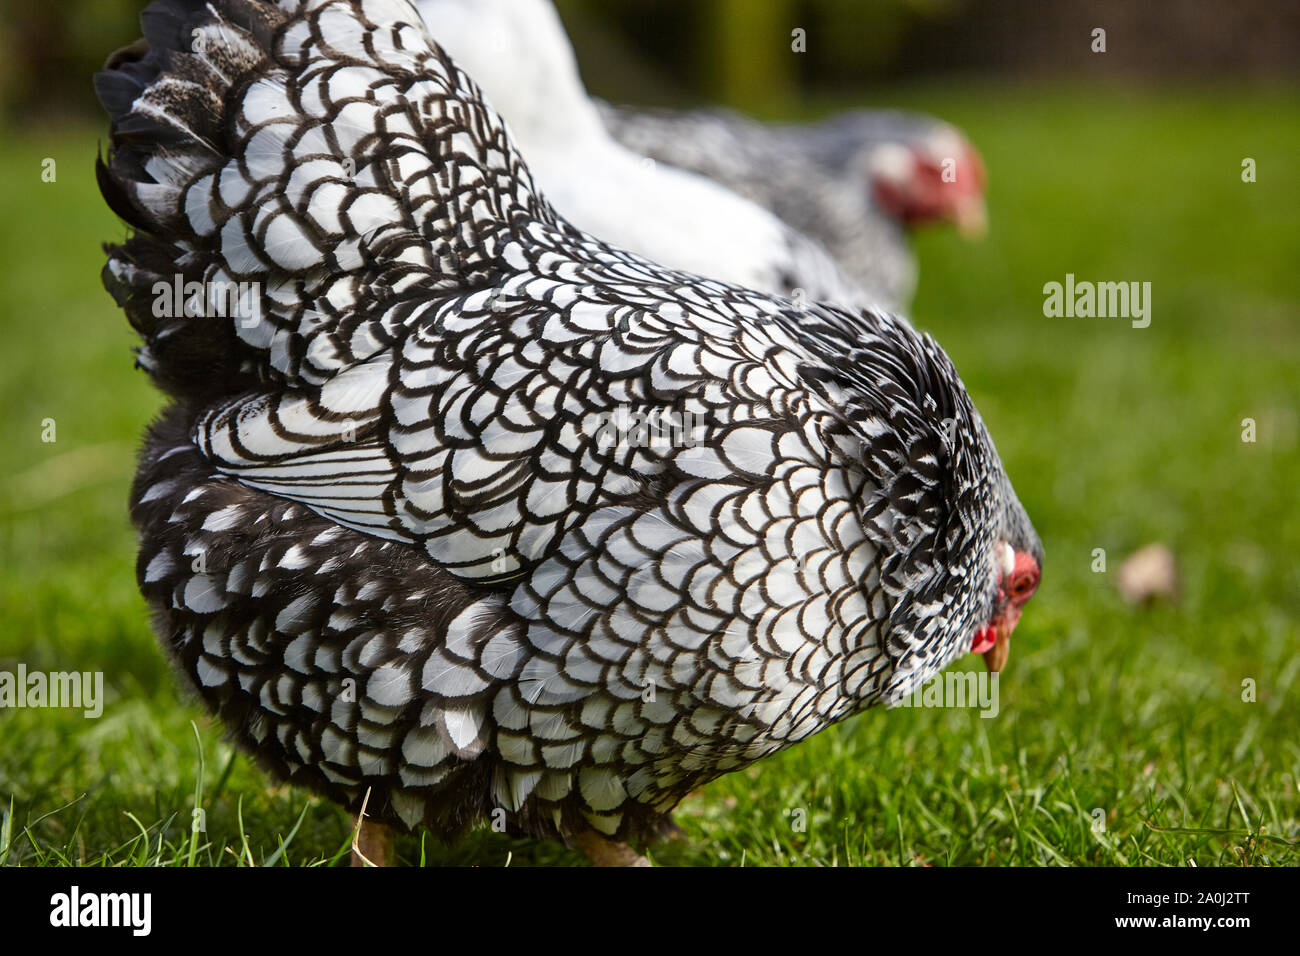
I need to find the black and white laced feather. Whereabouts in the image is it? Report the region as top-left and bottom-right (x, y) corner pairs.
(412, 0), (867, 308)
(97, 0), (1039, 845)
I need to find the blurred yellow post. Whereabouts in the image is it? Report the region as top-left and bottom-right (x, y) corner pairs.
(710, 0), (796, 113)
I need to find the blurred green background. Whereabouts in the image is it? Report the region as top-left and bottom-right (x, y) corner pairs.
(0, 1), (1297, 865)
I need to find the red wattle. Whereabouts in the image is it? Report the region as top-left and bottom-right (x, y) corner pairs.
(971, 627), (997, 655)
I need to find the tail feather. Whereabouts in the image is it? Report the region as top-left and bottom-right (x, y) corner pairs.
(101, 237), (263, 400)
(96, 0), (559, 395)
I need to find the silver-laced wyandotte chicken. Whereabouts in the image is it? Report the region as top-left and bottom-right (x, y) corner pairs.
(96, 0), (1041, 866)
(600, 103), (988, 312)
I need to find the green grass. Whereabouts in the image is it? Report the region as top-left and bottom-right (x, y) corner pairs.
(1, 83), (1298, 866)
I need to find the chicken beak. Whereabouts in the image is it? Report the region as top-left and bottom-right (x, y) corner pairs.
(955, 195), (988, 239)
(983, 625), (1011, 673)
